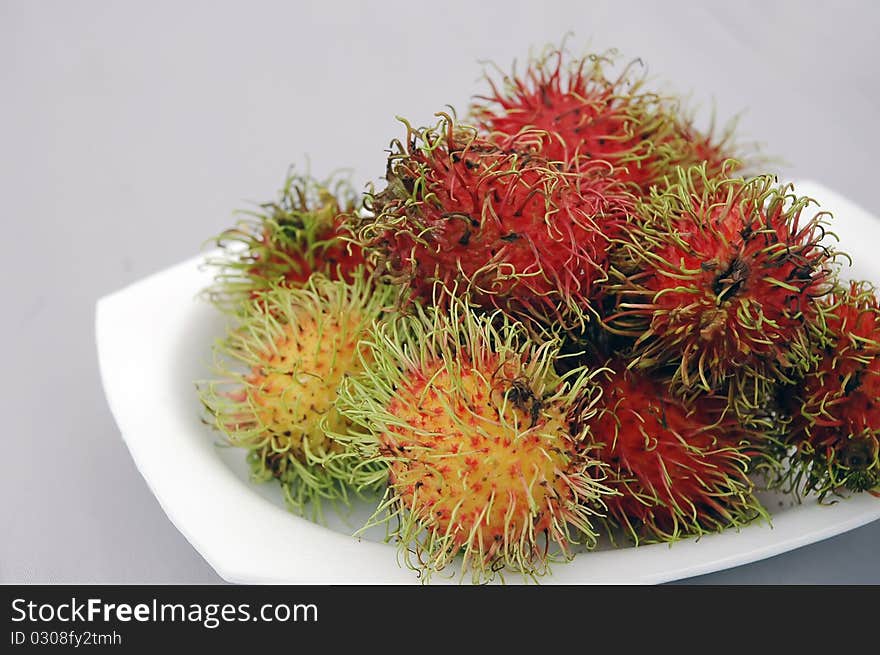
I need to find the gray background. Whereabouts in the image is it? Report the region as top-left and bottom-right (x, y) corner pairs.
(2, 0), (878, 584)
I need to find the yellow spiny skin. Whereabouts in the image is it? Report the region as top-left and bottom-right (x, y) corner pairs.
(244, 313), (366, 468)
(335, 299), (612, 583)
(199, 274), (391, 517)
(384, 360), (584, 561)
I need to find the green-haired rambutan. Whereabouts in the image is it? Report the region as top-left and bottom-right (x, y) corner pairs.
(471, 47), (744, 193)
(205, 171), (366, 312)
(571, 363), (767, 543)
(606, 167), (838, 395)
(783, 282), (880, 498)
(198, 273), (392, 517)
(355, 113), (633, 327)
(334, 298), (614, 583)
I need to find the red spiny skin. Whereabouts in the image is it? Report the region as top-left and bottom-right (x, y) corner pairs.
(652, 204), (815, 359)
(211, 175), (368, 313)
(614, 178), (833, 390)
(372, 124), (632, 321)
(793, 283), (880, 494)
(472, 52), (737, 193)
(669, 119), (741, 185)
(582, 368), (757, 540)
(304, 216), (367, 285)
(252, 217), (365, 294)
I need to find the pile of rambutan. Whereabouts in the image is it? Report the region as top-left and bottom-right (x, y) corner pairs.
(196, 44), (878, 583)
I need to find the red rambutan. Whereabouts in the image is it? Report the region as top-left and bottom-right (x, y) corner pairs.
(607, 168), (838, 394)
(785, 282), (880, 497)
(205, 171), (366, 312)
(356, 113), (633, 326)
(572, 363), (766, 542)
(471, 48), (744, 193)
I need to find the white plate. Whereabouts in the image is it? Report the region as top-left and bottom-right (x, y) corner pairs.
(95, 179), (880, 584)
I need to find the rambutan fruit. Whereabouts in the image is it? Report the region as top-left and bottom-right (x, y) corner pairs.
(198, 273), (392, 517)
(572, 363), (767, 543)
(471, 48), (744, 193)
(606, 167), (838, 395)
(670, 110), (745, 187)
(784, 282), (880, 497)
(205, 171), (366, 312)
(356, 113), (633, 327)
(334, 298), (614, 583)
